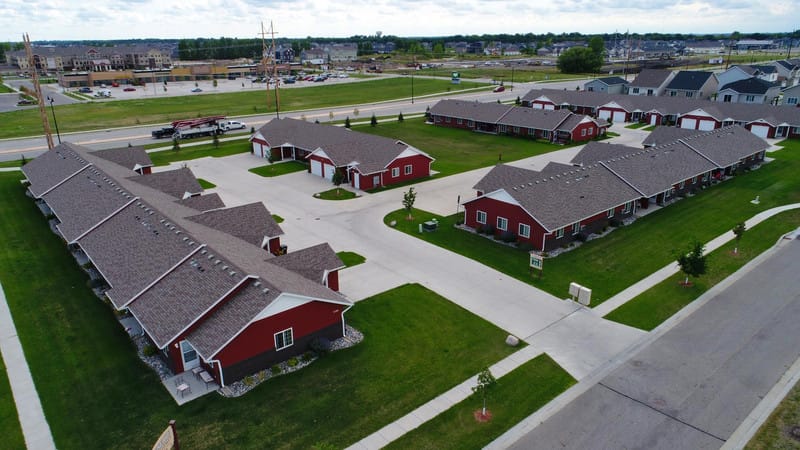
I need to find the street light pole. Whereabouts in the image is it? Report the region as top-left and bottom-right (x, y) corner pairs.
(411, 70), (414, 104)
(46, 96), (61, 144)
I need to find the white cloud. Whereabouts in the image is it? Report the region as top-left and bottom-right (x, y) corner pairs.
(1, 0), (794, 41)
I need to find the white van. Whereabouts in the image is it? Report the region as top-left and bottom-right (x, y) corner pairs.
(96, 89), (112, 98)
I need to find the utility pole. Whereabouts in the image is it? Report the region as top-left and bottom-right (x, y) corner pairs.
(259, 21), (281, 118)
(23, 33), (54, 150)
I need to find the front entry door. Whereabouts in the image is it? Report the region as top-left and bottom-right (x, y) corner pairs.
(180, 340), (199, 370)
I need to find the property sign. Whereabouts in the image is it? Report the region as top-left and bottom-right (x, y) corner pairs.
(451, 71), (461, 84)
(529, 252), (543, 271)
(152, 427), (174, 450)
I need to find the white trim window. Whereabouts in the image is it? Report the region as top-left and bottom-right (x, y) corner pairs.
(607, 208), (614, 218)
(679, 180), (685, 189)
(572, 221), (581, 235)
(404, 164), (412, 175)
(581, 129), (587, 137)
(623, 201), (632, 213)
(555, 227), (564, 239)
(457, 118), (463, 125)
(476, 210), (487, 224)
(497, 216), (508, 231)
(391, 167), (400, 178)
(518, 223), (530, 238)
(691, 176), (697, 184)
(274, 328), (294, 350)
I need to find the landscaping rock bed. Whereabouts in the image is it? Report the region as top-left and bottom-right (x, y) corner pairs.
(132, 334), (172, 380)
(221, 324), (364, 398)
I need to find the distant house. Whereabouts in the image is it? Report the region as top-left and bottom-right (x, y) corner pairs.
(717, 78), (780, 104)
(300, 48), (327, 64)
(772, 60), (800, 82)
(781, 84), (800, 107)
(716, 65), (760, 89)
(664, 71), (718, 100)
(20, 143), (352, 389)
(683, 40), (724, 55)
(627, 69), (675, 96)
(584, 77), (629, 94)
(250, 118), (434, 190)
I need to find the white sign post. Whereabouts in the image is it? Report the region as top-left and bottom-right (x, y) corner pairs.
(529, 252), (543, 278)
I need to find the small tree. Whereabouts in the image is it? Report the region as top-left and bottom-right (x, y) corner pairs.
(515, 96), (521, 105)
(732, 222), (746, 254)
(332, 170), (345, 196)
(212, 79), (218, 88)
(402, 187), (416, 220)
(171, 138), (181, 153)
(425, 105), (431, 120)
(370, 113), (378, 127)
(676, 241), (707, 286)
(212, 132), (220, 148)
(472, 367), (497, 417)
(398, 112), (404, 122)
(20, 155), (27, 166)
(344, 116), (351, 128)
(329, 111), (335, 121)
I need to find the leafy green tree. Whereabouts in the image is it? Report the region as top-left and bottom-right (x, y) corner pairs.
(557, 47), (602, 73)
(588, 36), (605, 57)
(344, 116), (351, 128)
(398, 112), (404, 122)
(370, 113), (378, 127)
(171, 138), (181, 152)
(212, 132), (220, 148)
(332, 170), (345, 196)
(402, 187), (416, 220)
(676, 241), (707, 286)
(472, 367), (497, 417)
(732, 222), (746, 254)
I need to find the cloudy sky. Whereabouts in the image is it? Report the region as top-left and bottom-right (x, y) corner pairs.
(2, 0), (796, 41)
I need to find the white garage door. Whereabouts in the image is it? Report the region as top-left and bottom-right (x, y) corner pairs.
(681, 118), (697, 129)
(543, 104), (555, 110)
(532, 103), (544, 110)
(612, 111), (627, 123)
(310, 159), (323, 177)
(323, 163), (335, 181)
(650, 114), (659, 126)
(750, 125), (770, 138)
(698, 120), (716, 131)
(598, 109), (612, 120)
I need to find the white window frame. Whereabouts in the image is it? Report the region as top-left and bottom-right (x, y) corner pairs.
(632, 87), (639, 94)
(746, 95), (755, 102)
(607, 208), (614, 218)
(404, 164), (412, 175)
(518, 223), (530, 238)
(457, 118), (463, 125)
(476, 210), (487, 224)
(496, 216), (508, 231)
(623, 201), (632, 213)
(391, 167), (400, 178)
(581, 129), (587, 137)
(572, 221), (581, 235)
(787, 97), (798, 105)
(555, 227), (564, 239)
(679, 180), (685, 189)
(274, 328), (294, 351)
(588, 127), (593, 135)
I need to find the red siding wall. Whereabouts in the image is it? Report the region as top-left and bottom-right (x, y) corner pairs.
(432, 115), (472, 130)
(570, 121), (602, 142)
(216, 300), (344, 368)
(381, 154), (432, 187)
(463, 197), (547, 251)
(307, 154), (336, 177)
(267, 237), (281, 255)
(745, 122), (776, 138)
(326, 270), (339, 291)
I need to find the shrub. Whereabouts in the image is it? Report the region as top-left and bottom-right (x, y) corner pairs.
(455, 219), (464, 226)
(287, 357), (299, 367)
(398, 112), (404, 122)
(576, 232), (588, 242)
(609, 218), (623, 228)
(81, 262), (94, 270)
(257, 371), (267, 382)
(250, 126), (255, 134)
(344, 116), (351, 128)
(243, 375), (255, 387)
(501, 231), (517, 243)
(518, 241), (534, 252)
(302, 351), (314, 362)
(483, 225), (495, 235)
(86, 278), (104, 289)
(310, 337), (331, 356)
(271, 364), (282, 375)
(142, 345), (157, 357)
(474, 225), (484, 234)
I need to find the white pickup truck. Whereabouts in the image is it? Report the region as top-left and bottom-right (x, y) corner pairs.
(219, 120), (246, 131)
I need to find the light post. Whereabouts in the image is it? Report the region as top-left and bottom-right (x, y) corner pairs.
(46, 96), (61, 144)
(411, 70), (415, 104)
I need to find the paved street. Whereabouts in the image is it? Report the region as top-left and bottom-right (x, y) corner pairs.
(505, 236), (800, 450)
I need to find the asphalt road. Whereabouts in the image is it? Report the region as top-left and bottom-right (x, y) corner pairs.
(508, 236), (800, 450)
(0, 78), (585, 161)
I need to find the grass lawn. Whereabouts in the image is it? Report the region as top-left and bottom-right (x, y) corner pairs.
(337, 251), (366, 268)
(383, 140), (800, 305)
(147, 140), (251, 166)
(605, 209), (800, 330)
(357, 120), (571, 177)
(625, 122), (649, 129)
(0, 353), (24, 450)
(0, 172), (518, 448)
(0, 78), (487, 139)
(197, 178), (216, 189)
(248, 161), (307, 177)
(747, 377), (800, 449)
(0, 83), (13, 93)
(642, 125), (656, 131)
(271, 214), (284, 223)
(316, 188), (357, 200)
(0, 159), (24, 168)
(385, 353), (575, 450)
(407, 67), (587, 83)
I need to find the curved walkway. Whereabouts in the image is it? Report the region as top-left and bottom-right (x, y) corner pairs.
(0, 282), (56, 450)
(593, 203), (800, 317)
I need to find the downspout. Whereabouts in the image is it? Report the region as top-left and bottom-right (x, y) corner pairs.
(208, 358), (226, 387)
(340, 304), (354, 336)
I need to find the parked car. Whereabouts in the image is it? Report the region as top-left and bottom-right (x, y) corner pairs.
(493, 85), (505, 93)
(78, 87), (92, 93)
(123, 87), (136, 92)
(191, 87), (203, 93)
(16, 99), (35, 106)
(111, 81), (120, 87)
(220, 120), (246, 130)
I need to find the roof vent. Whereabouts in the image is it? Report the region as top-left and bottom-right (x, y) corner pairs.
(229, 270), (236, 277)
(188, 241), (195, 246)
(200, 249), (207, 255)
(221, 265), (229, 271)
(262, 288), (270, 294)
(254, 281), (261, 287)
(182, 237), (189, 241)
(207, 254), (214, 260)
(214, 259), (221, 265)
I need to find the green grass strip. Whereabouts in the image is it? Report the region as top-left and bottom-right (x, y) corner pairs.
(248, 161), (307, 177)
(0, 352), (25, 450)
(604, 209), (800, 330)
(147, 140), (251, 166)
(337, 251), (366, 268)
(386, 353), (575, 450)
(316, 188), (357, 200)
(196, 178), (216, 189)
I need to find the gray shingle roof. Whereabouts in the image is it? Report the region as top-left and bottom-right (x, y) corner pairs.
(719, 77), (778, 95)
(267, 243), (344, 284)
(500, 106), (572, 130)
(22, 143), (91, 197)
(642, 127), (702, 147)
(42, 165), (134, 242)
(678, 126), (769, 168)
(128, 246), (248, 348)
(429, 99), (512, 123)
(572, 142), (644, 165)
(596, 76), (629, 86)
(430, 99), (599, 133)
(470, 163), (641, 231)
(186, 202), (284, 247)
(77, 201), (199, 309)
(127, 167), (202, 199)
(175, 193), (226, 212)
(629, 69), (673, 88)
(91, 146), (152, 171)
(254, 118), (432, 175)
(666, 71), (715, 91)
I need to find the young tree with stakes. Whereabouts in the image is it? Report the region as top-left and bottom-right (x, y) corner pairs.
(472, 367), (497, 418)
(676, 241), (707, 286)
(344, 116), (351, 129)
(732, 222), (746, 254)
(332, 170), (344, 196)
(402, 187), (416, 220)
(370, 113), (378, 127)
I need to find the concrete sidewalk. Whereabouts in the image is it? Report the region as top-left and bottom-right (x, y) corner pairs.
(0, 282), (56, 450)
(594, 203), (800, 317)
(346, 345), (543, 450)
